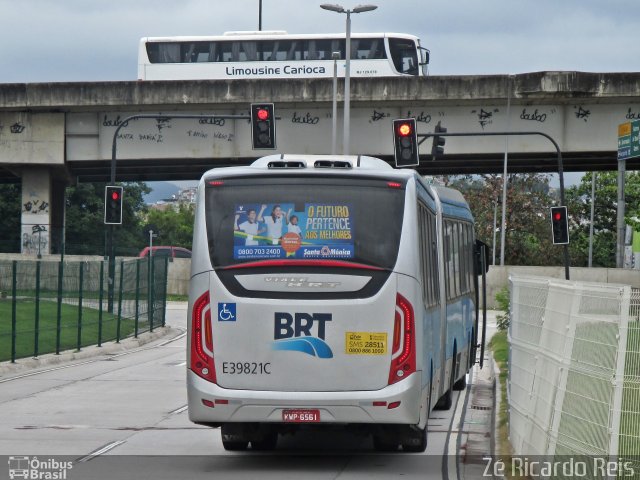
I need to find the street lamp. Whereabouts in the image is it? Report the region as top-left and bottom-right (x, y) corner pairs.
(320, 3), (377, 155)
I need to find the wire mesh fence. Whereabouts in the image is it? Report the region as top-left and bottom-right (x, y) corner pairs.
(509, 275), (639, 477)
(0, 257), (168, 362)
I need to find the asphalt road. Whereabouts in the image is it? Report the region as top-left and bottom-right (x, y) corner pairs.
(0, 303), (474, 480)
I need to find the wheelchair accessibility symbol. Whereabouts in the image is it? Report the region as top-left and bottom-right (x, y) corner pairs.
(217, 303), (236, 322)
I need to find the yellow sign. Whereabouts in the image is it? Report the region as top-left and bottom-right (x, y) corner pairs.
(619, 122), (631, 137)
(345, 332), (387, 355)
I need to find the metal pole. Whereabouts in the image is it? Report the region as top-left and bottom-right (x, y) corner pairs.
(258, 0), (262, 31)
(588, 172), (596, 267)
(499, 75), (512, 266)
(417, 130), (570, 279)
(332, 52), (339, 155)
(492, 200), (498, 265)
(343, 10), (351, 156)
(617, 160), (626, 268)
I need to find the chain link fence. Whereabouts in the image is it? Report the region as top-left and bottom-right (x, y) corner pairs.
(0, 257), (168, 362)
(509, 275), (639, 477)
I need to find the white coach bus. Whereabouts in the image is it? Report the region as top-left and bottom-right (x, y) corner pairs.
(138, 32), (428, 80)
(187, 154), (483, 452)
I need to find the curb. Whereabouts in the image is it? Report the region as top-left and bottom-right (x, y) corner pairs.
(0, 326), (176, 376)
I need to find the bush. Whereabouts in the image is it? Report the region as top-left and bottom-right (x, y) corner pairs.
(495, 286), (510, 331)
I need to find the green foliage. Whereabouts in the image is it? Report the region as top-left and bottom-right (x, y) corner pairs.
(0, 183), (21, 252)
(145, 203), (195, 249)
(65, 182), (150, 256)
(495, 286), (510, 331)
(565, 171), (640, 267)
(446, 173), (562, 266)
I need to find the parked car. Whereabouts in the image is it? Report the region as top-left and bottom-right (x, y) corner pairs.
(138, 246), (192, 259)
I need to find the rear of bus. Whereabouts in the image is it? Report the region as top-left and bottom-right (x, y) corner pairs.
(187, 156), (426, 449)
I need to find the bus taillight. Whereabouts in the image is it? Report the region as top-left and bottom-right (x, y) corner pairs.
(191, 291), (217, 383)
(388, 294), (416, 385)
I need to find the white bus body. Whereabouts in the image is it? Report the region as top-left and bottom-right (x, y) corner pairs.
(138, 32), (428, 81)
(187, 155), (477, 452)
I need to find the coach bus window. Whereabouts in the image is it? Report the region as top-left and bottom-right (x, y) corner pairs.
(388, 37), (419, 75)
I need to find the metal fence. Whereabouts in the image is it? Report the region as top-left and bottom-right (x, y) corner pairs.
(509, 275), (639, 476)
(0, 257), (168, 363)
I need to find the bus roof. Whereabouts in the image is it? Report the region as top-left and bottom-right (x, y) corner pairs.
(140, 32), (420, 43)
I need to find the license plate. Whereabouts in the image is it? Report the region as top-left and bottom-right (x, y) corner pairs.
(282, 409), (321, 423)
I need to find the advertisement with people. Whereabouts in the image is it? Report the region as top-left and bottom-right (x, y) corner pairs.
(233, 203), (354, 260)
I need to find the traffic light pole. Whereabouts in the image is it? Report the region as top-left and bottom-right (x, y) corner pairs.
(418, 130), (570, 280)
(107, 113), (252, 311)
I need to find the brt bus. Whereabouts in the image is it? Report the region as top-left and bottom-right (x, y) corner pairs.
(138, 32), (428, 81)
(187, 154), (484, 452)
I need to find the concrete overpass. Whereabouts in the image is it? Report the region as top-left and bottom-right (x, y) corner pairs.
(1, 70), (639, 253)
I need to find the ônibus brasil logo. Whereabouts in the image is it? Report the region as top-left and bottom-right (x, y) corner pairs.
(272, 312), (333, 358)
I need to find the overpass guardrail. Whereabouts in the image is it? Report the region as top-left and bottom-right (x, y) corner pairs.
(0, 257), (168, 363)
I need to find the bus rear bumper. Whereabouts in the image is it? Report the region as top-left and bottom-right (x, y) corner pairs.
(187, 369), (422, 425)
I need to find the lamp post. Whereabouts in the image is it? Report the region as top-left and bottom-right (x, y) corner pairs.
(331, 51), (340, 155)
(320, 3), (377, 156)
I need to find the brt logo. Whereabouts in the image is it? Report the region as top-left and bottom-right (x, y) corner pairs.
(272, 312), (333, 358)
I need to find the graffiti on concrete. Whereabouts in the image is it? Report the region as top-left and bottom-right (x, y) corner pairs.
(22, 225), (48, 256)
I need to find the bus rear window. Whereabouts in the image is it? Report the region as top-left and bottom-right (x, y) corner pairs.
(205, 176), (405, 270)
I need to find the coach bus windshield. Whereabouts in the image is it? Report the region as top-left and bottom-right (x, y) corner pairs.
(204, 176), (405, 269)
(388, 37), (419, 75)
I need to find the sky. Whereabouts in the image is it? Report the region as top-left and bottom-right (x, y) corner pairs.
(1, 0), (639, 83)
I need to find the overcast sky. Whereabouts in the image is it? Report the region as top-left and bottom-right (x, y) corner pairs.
(1, 0), (639, 83)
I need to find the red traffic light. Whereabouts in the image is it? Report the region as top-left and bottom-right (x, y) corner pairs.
(397, 123), (413, 136)
(111, 191), (120, 201)
(553, 212), (562, 221)
(257, 108), (270, 121)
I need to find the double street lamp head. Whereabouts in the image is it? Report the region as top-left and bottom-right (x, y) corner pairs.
(320, 3), (377, 14)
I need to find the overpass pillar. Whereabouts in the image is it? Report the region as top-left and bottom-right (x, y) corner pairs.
(20, 167), (66, 256)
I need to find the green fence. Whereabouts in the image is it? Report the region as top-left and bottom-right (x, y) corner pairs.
(0, 257), (168, 363)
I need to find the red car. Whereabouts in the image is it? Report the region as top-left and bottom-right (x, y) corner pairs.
(138, 246), (192, 259)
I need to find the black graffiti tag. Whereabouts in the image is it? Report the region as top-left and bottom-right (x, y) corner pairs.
(471, 108), (498, 129)
(626, 108), (640, 120)
(407, 111), (432, 124)
(370, 110), (389, 122)
(292, 112), (320, 125)
(520, 108), (547, 123)
(574, 106), (591, 122)
(11, 123), (25, 134)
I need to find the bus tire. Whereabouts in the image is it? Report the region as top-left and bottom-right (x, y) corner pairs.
(251, 431), (278, 451)
(434, 388), (452, 410)
(402, 425), (427, 453)
(373, 427), (400, 452)
(221, 425), (249, 451)
(453, 374), (467, 391)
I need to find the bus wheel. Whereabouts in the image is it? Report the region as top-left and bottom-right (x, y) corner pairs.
(373, 428), (400, 452)
(453, 373), (467, 391)
(434, 388), (452, 410)
(221, 425), (249, 451)
(251, 431), (278, 451)
(402, 425), (427, 453)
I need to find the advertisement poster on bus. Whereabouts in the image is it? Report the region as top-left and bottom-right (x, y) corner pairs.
(233, 203), (354, 260)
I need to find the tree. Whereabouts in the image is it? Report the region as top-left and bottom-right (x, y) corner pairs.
(445, 173), (562, 266)
(65, 182), (150, 256)
(145, 203), (195, 249)
(0, 183), (21, 252)
(565, 171), (640, 267)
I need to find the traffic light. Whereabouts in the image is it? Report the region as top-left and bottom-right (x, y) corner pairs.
(550, 206), (569, 244)
(431, 121), (446, 160)
(251, 103), (276, 149)
(104, 185), (124, 225)
(392, 118), (419, 167)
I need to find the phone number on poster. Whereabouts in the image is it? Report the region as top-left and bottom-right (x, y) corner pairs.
(236, 247), (282, 257)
